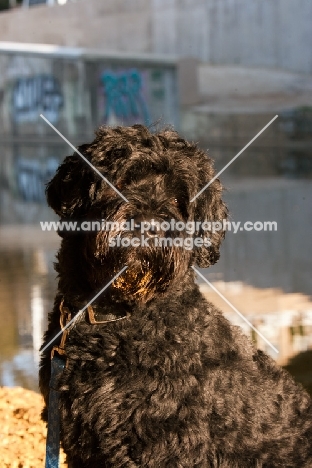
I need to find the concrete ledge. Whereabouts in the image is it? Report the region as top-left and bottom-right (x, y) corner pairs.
(0, 41), (177, 66)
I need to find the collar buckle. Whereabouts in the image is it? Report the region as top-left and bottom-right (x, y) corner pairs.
(51, 298), (72, 360)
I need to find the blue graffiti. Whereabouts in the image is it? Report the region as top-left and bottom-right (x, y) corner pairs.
(12, 75), (63, 124)
(101, 69), (150, 125)
(15, 157), (59, 203)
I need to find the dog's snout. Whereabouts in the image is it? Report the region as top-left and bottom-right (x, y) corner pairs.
(146, 221), (159, 238)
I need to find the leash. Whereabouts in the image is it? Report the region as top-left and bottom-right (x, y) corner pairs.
(44, 299), (129, 467)
(45, 300), (71, 468)
(45, 353), (65, 468)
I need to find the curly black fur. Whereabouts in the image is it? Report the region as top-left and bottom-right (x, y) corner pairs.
(40, 124), (312, 467)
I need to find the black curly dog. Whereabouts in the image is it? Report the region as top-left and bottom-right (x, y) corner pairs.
(40, 125), (312, 467)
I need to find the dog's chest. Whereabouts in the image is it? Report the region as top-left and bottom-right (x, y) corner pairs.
(62, 310), (206, 424)
(59, 311), (211, 466)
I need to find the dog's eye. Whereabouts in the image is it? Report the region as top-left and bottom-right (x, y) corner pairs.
(171, 198), (178, 205)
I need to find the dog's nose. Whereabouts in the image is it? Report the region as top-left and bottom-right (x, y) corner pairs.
(146, 221), (159, 238)
(132, 216), (162, 238)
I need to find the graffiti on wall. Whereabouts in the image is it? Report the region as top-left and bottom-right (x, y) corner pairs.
(15, 157), (59, 203)
(101, 69), (150, 125)
(12, 75), (63, 124)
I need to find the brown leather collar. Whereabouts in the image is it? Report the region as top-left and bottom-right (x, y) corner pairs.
(51, 298), (128, 360)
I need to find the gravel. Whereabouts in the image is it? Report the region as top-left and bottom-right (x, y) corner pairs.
(0, 387), (67, 468)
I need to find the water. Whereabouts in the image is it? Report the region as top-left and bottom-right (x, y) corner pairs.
(0, 228), (58, 391)
(0, 178), (311, 395)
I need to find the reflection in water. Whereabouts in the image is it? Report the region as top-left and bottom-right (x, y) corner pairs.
(31, 284), (45, 366)
(284, 350), (312, 396)
(215, 178), (312, 296)
(0, 227), (58, 391)
(199, 282), (312, 366)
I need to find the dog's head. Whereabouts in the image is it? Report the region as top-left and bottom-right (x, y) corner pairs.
(47, 125), (227, 302)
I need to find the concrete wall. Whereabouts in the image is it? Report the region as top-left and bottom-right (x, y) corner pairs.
(0, 1), (152, 51)
(0, 0), (312, 73)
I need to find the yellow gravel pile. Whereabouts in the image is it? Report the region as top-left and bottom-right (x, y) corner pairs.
(0, 386), (67, 468)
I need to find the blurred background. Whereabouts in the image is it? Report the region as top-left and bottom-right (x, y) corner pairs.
(0, 0), (311, 395)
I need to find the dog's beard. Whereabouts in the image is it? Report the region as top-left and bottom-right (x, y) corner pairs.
(89, 229), (191, 302)
(112, 246), (182, 300)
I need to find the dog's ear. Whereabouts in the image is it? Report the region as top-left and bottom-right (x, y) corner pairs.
(46, 147), (93, 218)
(193, 171), (228, 268)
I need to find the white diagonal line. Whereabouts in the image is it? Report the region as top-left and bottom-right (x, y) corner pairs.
(192, 266), (279, 354)
(190, 115), (278, 202)
(40, 265), (128, 354)
(40, 114), (128, 202)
